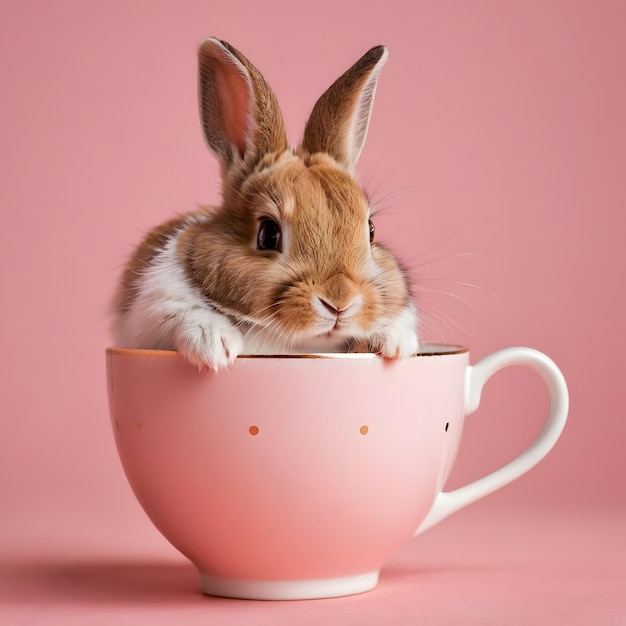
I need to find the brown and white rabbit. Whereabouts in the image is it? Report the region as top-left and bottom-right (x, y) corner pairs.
(111, 38), (419, 369)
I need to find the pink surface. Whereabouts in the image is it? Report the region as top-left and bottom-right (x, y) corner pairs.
(1, 0), (625, 623)
(1, 500), (624, 625)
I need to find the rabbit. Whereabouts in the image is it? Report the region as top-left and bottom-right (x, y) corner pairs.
(111, 37), (419, 370)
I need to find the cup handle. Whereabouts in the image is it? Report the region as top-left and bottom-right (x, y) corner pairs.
(414, 347), (569, 536)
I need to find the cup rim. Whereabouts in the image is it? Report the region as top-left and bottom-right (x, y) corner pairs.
(105, 344), (469, 359)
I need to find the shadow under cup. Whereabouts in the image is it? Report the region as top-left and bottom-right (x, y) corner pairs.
(105, 344), (567, 600)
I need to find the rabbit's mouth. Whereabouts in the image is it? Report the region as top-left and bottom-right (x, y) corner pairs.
(314, 317), (350, 337)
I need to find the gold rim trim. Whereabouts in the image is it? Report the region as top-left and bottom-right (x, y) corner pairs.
(106, 344), (469, 359)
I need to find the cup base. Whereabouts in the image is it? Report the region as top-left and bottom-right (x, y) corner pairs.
(199, 570), (380, 600)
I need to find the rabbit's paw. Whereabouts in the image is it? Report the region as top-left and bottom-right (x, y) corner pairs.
(176, 308), (244, 370)
(375, 307), (419, 359)
(377, 327), (419, 359)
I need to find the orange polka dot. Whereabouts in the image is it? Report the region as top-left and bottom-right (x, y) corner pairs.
(249, 425), (260, 436)
(135, 420), (143, 430)
(360, 425), (369, 435)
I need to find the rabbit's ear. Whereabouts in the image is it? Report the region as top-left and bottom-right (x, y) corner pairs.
(198, 38), (288, 168)
(301, 46), (388, 173)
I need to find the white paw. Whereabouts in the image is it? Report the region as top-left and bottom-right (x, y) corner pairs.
(175, 307), (244, 370)
(377, 327), (419, 359)
(375, 306), (419, 359)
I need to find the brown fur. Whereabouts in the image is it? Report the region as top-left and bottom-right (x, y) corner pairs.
(114, 212), (198, 314)
(172, 152), (409, 343)
(113, 38), (416, 362)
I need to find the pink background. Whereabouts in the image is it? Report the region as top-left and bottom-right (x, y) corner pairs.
(1, 1), (624, 623)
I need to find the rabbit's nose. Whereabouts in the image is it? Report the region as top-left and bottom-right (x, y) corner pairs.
(318, 297), (339, 315)
(319, 272), (359, 311)
(318, 297), (344, 315)
(317, 294), (360, 317)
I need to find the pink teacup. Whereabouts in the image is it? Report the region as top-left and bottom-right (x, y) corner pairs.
(106, 344), (568, 600)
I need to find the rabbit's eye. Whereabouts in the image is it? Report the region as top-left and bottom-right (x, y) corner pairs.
(257, 219), (282, 251)
(368, 219), (375, 243)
